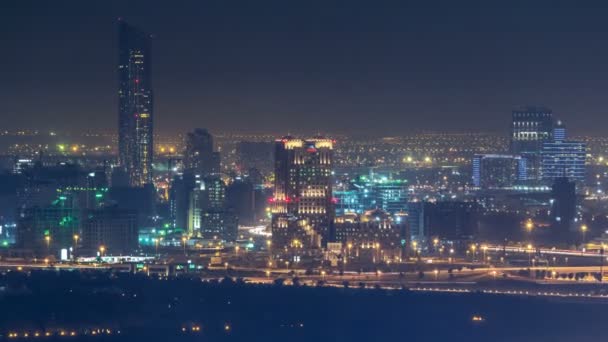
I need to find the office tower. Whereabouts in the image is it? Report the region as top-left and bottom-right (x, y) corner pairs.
(510, 106), (554, 181)
(372, 178), (408, 214)
(472, 154), (527, 189)
(423, 201), (478, 241)
(118, 20), (154, 187)
(12, 158), (34, 174)
(334, 188), (363, 216)
(407, 201), (425, 240)
(184, 129), (219, 177)
(334, 209), (407, 247)
(271, 136), (335, 249)
(226, 178), (256, 225)
(334, 209), (408, 263)
(550, 177), (577, 236)
(82, 207), (138, 256)
(334, 174), (407, 215)
(553, 120), (566, 142)
(187, 187), (202, 235)
(201, 210), (238, 242)
(17, 192), (80, 257)
(188, 176), (237, 241)
(541, 121), (586, 183)
(169, 173), (195, 230)
(200, 177), (236, 242)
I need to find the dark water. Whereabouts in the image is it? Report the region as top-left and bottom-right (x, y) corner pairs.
(1, 271), (606, 341)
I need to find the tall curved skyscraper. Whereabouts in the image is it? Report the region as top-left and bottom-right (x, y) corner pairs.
(118, 19), (154, 187)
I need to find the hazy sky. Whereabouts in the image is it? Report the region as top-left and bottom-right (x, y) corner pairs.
(2, 0), (608, 135)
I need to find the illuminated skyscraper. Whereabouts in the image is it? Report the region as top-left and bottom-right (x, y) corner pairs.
(541, 121), (586, 183)
(271, 136), (335, 249)
(187, 176), (237, 241)
(118, 20), (154, 187)
(472, 154), (527, 189)
(510, 106), (554, 181)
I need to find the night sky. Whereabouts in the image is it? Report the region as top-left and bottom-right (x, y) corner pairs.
(2, 0), (608, 135)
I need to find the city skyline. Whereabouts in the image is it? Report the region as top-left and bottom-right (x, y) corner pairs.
(4, 1), (608, 135)
(3, 3), (608, 341)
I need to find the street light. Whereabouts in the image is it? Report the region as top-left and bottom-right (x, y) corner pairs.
(581, 224), (588, 247)
(99, 245), (106, 257)
(525, 219), (533, 232)
(182, 236), (188, 255)
(154, 237), (163, 255)
(44, 235), (51, 254)
(73, 234), (79, 260)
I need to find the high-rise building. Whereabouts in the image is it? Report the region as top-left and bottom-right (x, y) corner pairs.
(187, 176), (237, 241)
(169, 173), (195, 230)
(541, 121), (586, 183)
(550, 177), (577, 236)
(510, 106), (554, 181)
(334, 188), (363, 216)
(334, 209), (407, 249)
(17, 193), (80, 257)
(184, 129), (219, 177)
(82, 207), (138, 256)
(407, 201), (425, 240)
(118, 20), (154, 187)
(271, 136), (335, 249)
(226, 178), (257, 225)
(372, 178), (408, 214)
(423, 201), (478, 241)
(472, 154), (527, 189)
(334, 174), (408, 216)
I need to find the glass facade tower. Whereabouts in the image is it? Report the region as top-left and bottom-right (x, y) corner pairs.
(510, 106), (554, 181)
(118, 20), (154, 187)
